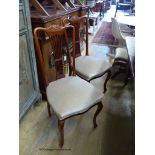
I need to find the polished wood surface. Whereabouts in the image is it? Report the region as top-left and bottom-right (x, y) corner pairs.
(30, 0), (88, 27)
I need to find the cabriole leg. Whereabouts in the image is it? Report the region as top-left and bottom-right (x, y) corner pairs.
(93, 102), (103, 128)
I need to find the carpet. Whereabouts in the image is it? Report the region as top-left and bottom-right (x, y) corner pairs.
(92, 21), (119, 46)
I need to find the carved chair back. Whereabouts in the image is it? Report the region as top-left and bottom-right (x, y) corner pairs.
(34, 25), (76, 89)
(63, 16), (88, 57)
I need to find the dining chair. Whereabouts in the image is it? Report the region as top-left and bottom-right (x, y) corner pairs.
(63, 16), (112, 93)
(34, 25), (104, 148)
(111, 18), (132, 85)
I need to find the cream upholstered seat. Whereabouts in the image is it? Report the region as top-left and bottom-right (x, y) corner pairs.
(119, 23), (135, 35)
(115, 47), (128, 60)
(63, 16), (112, 93)
(34, 25), (104, 148)
(47, 76), (103, 120)
(75, 56), (111, 81)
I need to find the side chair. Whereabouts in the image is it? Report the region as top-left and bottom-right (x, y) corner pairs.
(34, 25), (104, 148)
(63, 16), (112, 93)
(111, 18), (132, 85)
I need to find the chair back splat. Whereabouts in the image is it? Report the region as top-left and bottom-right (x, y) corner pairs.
(34, 25), (76, 88)
(63, 16), (89, 56)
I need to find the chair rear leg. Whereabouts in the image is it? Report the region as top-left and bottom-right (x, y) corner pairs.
(58, 120), (65, 148)
(111, 65), (126, 79)
(104, 70), (111, 93)
(123, 64), (130, 87)
(93, 102), (103, 128)
(47, 102), (51, 117)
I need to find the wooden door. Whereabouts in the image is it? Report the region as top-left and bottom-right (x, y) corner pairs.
(19, 0), (41, 120)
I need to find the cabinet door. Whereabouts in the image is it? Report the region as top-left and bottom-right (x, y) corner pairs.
(19, 0), (41, 120)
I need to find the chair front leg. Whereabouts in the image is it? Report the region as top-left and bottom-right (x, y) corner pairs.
(104, 70), (111, 93)
(58, 119), (65, 148)
(93, 102), (103, 128)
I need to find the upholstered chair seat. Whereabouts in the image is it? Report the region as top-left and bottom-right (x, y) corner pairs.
(115, 47), (128, 60)
(119, 23), (135, 35)
(64, 16), (112, 93)
(75, 56), (112, 81)
(46, 76), (103, 120)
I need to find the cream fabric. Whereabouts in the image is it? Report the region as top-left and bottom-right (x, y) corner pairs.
(115, 47), (128, 60)
(111, 17), (125, 46)
(75, 56), (112, 81)
(46, 76), (103, 120)
(111, 18), (133, 46)
(119, 23), (134, 34)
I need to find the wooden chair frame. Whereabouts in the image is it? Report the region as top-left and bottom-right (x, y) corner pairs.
(112, 57), (130, 86)
(34, 25), (103, 148)
(63, 16), (111, 93)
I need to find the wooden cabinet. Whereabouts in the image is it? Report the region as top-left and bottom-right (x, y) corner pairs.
(19, 0), (41, 120)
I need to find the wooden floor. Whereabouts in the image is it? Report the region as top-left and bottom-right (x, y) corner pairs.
(20, 5), (135, 155)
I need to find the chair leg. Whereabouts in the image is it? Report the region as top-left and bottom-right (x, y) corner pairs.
(111, 69), (123, 79)
(93, 102), (103, 128)
(58, 120), (65, 148)
(47, 102), (51, 117)
(123, 64), (130, 87)
(104, 70), (111, 93)
(111, 65), (126, 79)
